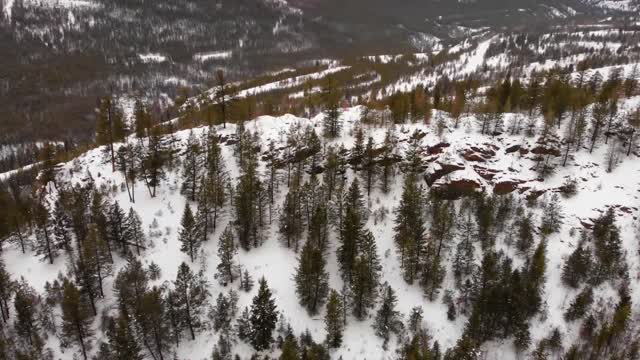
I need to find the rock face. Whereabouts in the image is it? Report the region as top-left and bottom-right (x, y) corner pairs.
(425, 162), (465, 186)
(493, 180), (526, 195)
(432, 179), (483, 199)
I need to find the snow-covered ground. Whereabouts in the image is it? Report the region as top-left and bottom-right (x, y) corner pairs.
(4, 92), (640, 358)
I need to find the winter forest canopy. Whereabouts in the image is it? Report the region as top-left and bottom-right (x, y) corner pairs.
(2, 1), (640, 360)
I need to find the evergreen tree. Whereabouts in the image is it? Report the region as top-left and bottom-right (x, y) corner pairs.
(294, 240), (329, 315)
(113, 257), (149, 318)
(105, 315), (144, 360)
(394, 174), (425, 284)
(178, 203), (200, 262)
(199, 128), (227, 234)
(216, 225), (238, 285)
(279, 188), (305, 251)
(13, 281), (41, 348)
(249, 278), (279, 351)
(107, 201), (127, 254)
(0, 260), (14, 324)
(516, 212), (535, 253)
(362, 137), (377, 197)
(52, 198), (72, 251)
(322, 76), (342, 138)
(211, 290), (238, 333)
(136, 287), (171, 360)
(123, 207), (145, 256)
(142, 126), (167, 197)
(592, 208), (624, 282)
(453, 200), (477, 291)
(76, 224), (112, 315)
(235, 307), (251, 341)
(380, 128), (397, 193)
(540, 194), (563, 235)
(235, 153), (265, 250)
(373, 284), (403, 349)
(173, 262), (210, 340)
(564, 287), (593, 321)
(324, 289), (344, 348)
(33, 200), (56, 264)
(181, 131), (203, 201)
(338, 179), (366, 283)
(561, 237), (592, 288)
(133, 99), (151, 138)
(61, 280), (93, 360)
(280, 334), (300, 360)
(96, 96), (126, 172)
(116, 143), (139, 203)
(351, 230), (381, 320)
(240, 270), (254, 293)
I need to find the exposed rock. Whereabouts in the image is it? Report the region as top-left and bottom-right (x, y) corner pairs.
(531, 146), (561, 157)
(494, 180), (526, 195)
(424, 162), (465, 186)
(428, 142), (450, 155)
(506, 144), (521, 153)
(432, 179), (482, 200)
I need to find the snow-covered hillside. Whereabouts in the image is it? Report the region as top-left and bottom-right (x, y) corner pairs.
(3, 88), (640, 358)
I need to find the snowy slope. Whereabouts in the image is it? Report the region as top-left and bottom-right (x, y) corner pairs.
(3, 93), (640, 359)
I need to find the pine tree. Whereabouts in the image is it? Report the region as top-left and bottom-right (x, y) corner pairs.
(540, 194), (563, 235)
(373, 284), (402, 349)
(235, 152), (265, 250)
(14, 281), (41, 348)
(564, 287), (593, 321)
(117, 143), (138, 203)
(294, 240), (329, 315)
(216, 225), (238, 285)
(123, 207), (145, 256)
(133, 99), (151, 138)
(236, 307), (251, 341)
(324, 289), (344, 348)
(113, 257), (149, 318)
(249, 277), (279, 351)
(322, 76), (342, 138)
(592, 208), (624, 282)
(61, 279), (93, 360)
(136, 287), (170, 360)
(240, 270), (254, 293)
(142, 126), (167, 197)
(52, 198), (72, 251)
(516, 212), (535, 253)
(96, 96), (120, 171)
(453, 200), (477, 290)
(76, 224), (113, 316)
(380, 128), (397, 193)
(280, 334), (300, 360)
(394, 174), (425, 283)
(33, 200), (57, 264)
(199, 128), (227, 235)
(181, 131), (203, 201)
(173, 262), (209, 340)
(212, 290), (238, 333)
(424, 197), (455, 299)
(561, 237), (592, 288)
(0, 260), (14, 324)
(279, 188), (305, 251)
(338, 179), (366, 283)
(178, 203), (200, 262)
(107, 201), (127, 254)
(106, 315), (144, 360)
(351, 230), (381, 320)
(362, 137), (377, 197)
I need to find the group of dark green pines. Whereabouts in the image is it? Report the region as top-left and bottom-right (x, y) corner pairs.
(0, 60), (639, 360)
